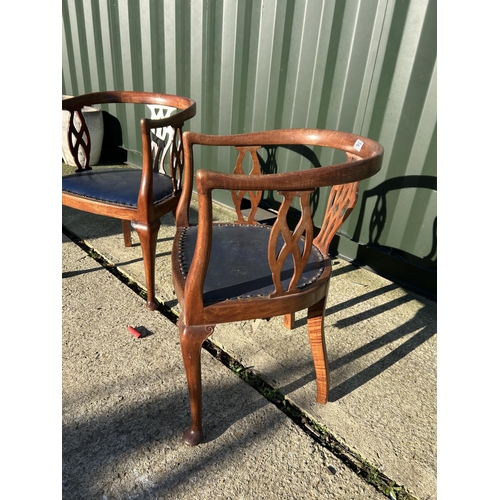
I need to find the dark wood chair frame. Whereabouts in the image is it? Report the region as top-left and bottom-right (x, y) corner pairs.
(171, 129), (384, 445)
(62, 91), (196, 310)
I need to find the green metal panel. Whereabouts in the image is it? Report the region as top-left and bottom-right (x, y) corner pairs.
(62, 0), (437, 296)
(341, 0), (437, 294)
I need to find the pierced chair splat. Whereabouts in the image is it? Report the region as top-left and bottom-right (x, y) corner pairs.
(62, 91), (196, 310)
(171, 128), (384, 445)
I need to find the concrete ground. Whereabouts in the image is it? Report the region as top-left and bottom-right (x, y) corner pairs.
(62, 197), (436, 500)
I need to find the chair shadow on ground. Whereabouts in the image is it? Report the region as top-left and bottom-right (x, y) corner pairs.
(63, 266), (435, 498)
(63, 150), (436, 497)
(346, 174), (437, 298)
(277, 173), (436, 401)
(63, 280), (435, 498)
(62, 369), (284, 499)
(351, 174), (437, 268)
(327, 302), (435, 402)
(269, 263), (436, 402)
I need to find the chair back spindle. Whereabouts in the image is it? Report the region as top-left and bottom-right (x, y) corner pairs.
(231, 146), (263, 225)
(170, 126), (185, 193)
(268, 189), (315, 297)
(313, 181), (358, 255)
(67, 109), (92, 172)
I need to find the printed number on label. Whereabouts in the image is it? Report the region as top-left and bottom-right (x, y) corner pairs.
(353, 139), (364, 152)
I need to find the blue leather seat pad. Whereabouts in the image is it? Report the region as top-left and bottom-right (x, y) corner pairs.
(177, 224), (326, 303)
(62, 169), (175, 207)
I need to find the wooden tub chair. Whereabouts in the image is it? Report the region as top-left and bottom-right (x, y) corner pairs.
(62, 91), (196, 310)
(171, 129), (384, 445)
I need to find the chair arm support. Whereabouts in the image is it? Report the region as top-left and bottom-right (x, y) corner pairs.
(183, 187), (213, 319)
(123, 100), (195, 220)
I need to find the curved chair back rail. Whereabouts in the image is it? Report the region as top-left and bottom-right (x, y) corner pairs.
(178, 129), (381, 219)
(172, 128), (383, 445)
(176, 129), (383, 323)
(63, 90), (196, 118)
(62, 90), (196, 310)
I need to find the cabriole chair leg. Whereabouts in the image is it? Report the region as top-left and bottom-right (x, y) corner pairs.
(132, 219), (161, 311)
(307, 295), (330, 404)
(179, 318), (215, 446)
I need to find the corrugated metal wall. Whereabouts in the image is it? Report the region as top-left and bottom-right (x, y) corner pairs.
(62, 0), (437, 296)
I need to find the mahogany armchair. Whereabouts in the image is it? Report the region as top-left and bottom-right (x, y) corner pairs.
(62, 91), (196, 310)
(172, 129), (384, 445)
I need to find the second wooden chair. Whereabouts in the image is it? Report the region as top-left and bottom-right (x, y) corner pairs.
(62, 91), (196, 310)
(171, 129), (384, 445)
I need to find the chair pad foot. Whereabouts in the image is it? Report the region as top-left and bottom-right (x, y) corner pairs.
(146, 300), (158, 311)
(183, 428), (203, 446)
